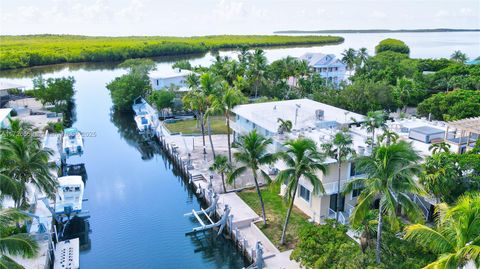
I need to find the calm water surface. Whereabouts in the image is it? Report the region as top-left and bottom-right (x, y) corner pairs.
(0, 32), (479, 268)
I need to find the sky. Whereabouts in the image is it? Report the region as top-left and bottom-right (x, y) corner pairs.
(0, 0), (479, 36)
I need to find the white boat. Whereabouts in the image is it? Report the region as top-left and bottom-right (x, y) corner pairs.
(62, 128), (84, 157)
(55, 176), (84, 217)
(134, 112), (154, 133)
(132, 97), (158, 133)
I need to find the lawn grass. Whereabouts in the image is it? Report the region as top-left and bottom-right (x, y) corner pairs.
(164, 116), (229, 135)
(237, 184), (311, 251)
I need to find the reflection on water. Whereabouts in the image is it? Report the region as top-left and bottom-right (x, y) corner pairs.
(110, 109), (161, 160)
(61, 216), (92, 252)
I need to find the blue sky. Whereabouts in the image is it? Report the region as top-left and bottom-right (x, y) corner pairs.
(0, 0), (479, 36)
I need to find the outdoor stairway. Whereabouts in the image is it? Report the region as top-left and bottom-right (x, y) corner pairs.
(191, 174), (205, 182)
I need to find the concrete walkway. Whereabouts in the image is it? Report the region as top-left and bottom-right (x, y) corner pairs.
(159, 122), (301, 268)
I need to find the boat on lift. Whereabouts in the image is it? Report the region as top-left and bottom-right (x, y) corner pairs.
(132, 97), (158, 134)
(55, 176), (85, 218)
(62, 128), (84, 157)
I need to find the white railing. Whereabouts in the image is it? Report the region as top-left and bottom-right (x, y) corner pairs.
(323, 179), (349, 195)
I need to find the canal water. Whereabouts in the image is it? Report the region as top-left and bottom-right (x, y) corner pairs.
(0, 31), (479, 268)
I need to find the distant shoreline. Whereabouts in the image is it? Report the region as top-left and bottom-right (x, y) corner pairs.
(274, 29), (480, 34)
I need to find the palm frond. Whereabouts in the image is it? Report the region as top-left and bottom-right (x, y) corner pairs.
(0, 234), (39, 258)
(404, 224), (454, 254)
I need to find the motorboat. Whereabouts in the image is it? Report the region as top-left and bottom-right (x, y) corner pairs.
(55, 176), (84, 217)
(62, 128), (84, 157)
(132, 97), (158, 134)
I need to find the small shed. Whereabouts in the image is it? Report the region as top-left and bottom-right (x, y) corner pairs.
(409, 126), (445, 143)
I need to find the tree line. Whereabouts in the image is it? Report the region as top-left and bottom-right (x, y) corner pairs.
(0, 34), (343, 70)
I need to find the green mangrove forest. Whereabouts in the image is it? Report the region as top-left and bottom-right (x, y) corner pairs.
(0, 34), (343, 70)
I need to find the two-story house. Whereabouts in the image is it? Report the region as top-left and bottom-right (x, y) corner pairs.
(298, 52), (347, 86)
(230, 99), (367, 224)
(230, 99), (469, 224)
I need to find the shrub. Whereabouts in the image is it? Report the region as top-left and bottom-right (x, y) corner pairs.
(375, 39), (410, 55)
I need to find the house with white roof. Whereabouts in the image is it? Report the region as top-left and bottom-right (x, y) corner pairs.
(230, 99), (469, 224)
(148, 69), (194, 92)
(298, 53), (347, 86)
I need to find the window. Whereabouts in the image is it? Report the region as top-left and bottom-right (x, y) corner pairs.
(352, 187), (363, 198)
(350, 162), (359, 177)
(299, 185), (311, 202)
(329, 194), (345, 211)
(156, 79), (159, 86)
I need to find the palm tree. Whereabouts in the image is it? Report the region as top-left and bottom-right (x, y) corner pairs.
(450, 50), (468, 63)
(209, 155), (233, 193)
(185, 73), (200, 89)
(209, 82), (246, 162)
(393, 77), (416, 112)
(428, 142), (450, 154)
(363, 110), (387, 147)
(321, 131), (355, 222)
(276, 138), (327, 245)
(277, 118), (292, 134)
(182, 90), (208, 154)
(200, 73), (221, 158)
(378, 129), (399, 146)
(247, 49), (267, 98)
(344, 140), (423, 265)
(0, 208), (39, 268)
(341, 48), (357, 76)
(404, 193), (480, 269)
(1, 136), (57, 207)
(229, 130), (277, 225)
(356, 47), (369, 68)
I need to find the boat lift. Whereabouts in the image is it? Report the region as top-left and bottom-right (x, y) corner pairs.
(185, 203), (230, 236)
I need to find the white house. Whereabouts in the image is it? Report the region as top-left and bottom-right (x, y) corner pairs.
(148, 69), (194, 92)
(298, 53), (346, 86)
(230, 99), (462, 224)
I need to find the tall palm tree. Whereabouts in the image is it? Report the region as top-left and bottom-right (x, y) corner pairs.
(200, 73), (221, 158)
(356, 47), (369, 68)
(321, 131), (355, 222)
(1, 136), (57, 207)
(209, 82), (246, 162)
(450, 50), (468, 63)
(247, 49), (268, 98)
(0, 208), (39, 269)
(341, 48), (357, 76)
(428, 142), (451, 154)
(182, 89), (208, 154)
(277, 118), (292, 134)
(209, 155), (233, 193)
(363, 110), (387, 147)
(404, 193), (480, 269)
(344, 141), (423, 265)
(229, 130), (277, 225)
(276, 138), (327, 245)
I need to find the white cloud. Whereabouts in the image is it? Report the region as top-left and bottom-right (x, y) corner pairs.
(212, 0), (267, 22)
